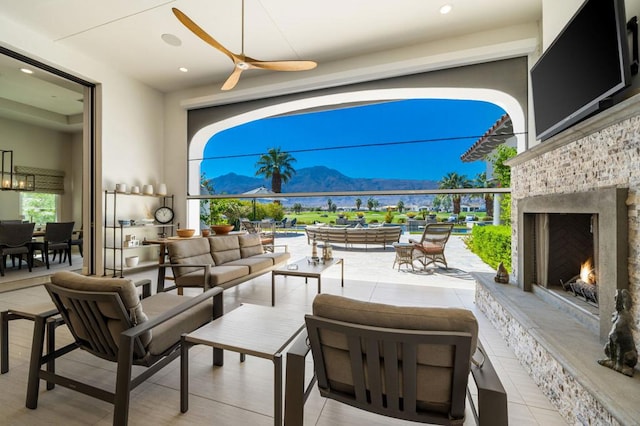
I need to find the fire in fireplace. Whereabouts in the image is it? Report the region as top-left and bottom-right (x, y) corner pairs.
(561, 258), (598, 306)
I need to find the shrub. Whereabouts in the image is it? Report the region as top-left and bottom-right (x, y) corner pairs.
(262, 203), (285, 221)
(466, 225), (511, 271)
(406, 212), (416, 218)
(384, 211), (394, 223)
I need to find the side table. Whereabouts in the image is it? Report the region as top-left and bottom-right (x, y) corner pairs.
(392, 242), (415, 271)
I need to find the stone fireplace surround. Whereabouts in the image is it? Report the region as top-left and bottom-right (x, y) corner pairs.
(475, 93), (640, 425)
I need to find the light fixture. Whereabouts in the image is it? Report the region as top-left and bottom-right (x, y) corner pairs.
(440, 4), (453, 14)
(161, 33), (182, 47)
(179, 67), (189, 73)
(1, 150), (35, 191)
(20, 68), (34, 74)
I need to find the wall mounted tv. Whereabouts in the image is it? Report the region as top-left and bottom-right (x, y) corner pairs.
(531, 0), (632, 141)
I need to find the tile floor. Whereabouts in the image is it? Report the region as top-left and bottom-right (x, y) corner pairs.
(0, 232), (567, 425)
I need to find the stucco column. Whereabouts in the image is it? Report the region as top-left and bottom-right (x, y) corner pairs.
(493, 194), (501, 225)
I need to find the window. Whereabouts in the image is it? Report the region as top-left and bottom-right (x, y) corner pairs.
(20, 193), (58, 226)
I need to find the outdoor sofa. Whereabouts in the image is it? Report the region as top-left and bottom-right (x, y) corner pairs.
(162, 233), (290, 292)
(305, 224), (402, 249)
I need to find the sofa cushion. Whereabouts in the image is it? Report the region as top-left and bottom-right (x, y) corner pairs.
(141, 293), (213, 356)
(208, 265), (250, 286)
(238, 234), (265, 258)
(209, 236), (242, 264)
(225, 257), (274, 273)
(167, 238), (215, 279)
(254, 251), (291, 265)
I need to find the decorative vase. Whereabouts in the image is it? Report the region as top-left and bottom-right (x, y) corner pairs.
(210, 224), (235, 235)
(157, 183), (167, 196)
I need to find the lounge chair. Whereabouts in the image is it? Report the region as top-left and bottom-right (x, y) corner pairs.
(284, 294), (507, 425)
(409, 223), (454, 269)
(25, 271), (223, 425)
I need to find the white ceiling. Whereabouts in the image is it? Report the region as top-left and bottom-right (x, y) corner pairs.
(0, 0), (542, 130)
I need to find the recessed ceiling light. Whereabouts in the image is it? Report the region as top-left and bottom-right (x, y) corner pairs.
(179, 67), (188, 73)
(20, 68), (34, 74)
(161, 33), (182, 47)
(440, 4), (453, 14)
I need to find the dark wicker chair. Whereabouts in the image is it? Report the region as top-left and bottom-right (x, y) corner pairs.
(409, 223), (455, 269)
(285, 294), (508, 426)
(26, 271), (223, 426)
(0, 222), (35, 276)
(31, 221), (74, 268)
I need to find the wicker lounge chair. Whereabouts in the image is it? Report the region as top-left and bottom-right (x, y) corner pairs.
(409, 223), (454, 269)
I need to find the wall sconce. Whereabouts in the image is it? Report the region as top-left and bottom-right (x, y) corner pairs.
(1, 150), (35, 191)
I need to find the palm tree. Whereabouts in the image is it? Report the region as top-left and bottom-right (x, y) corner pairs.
(396, 200), (405, 213)
(439, 172), (471, 215)
(367, 197), (376, 211)
(474, 172), (494, 217)
(254, 147), (296, 193)
(327, 198), (332, 211)
(355, 198), (362, 211)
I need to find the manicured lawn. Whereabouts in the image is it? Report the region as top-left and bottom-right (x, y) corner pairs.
(283, 210), (487, 225)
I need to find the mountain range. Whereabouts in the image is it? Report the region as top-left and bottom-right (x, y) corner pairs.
(208, 166), (440, 208)
(210, 166), (439, 194)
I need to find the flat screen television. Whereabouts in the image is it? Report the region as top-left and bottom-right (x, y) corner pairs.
(531, 0), (631, 141)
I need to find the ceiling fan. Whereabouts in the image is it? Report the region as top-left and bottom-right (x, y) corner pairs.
(172, 1), (317, 91)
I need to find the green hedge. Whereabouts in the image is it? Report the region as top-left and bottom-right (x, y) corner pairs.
(467, 225), (511, 271)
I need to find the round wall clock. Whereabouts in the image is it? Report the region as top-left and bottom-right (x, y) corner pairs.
(154, 206), (174, 224)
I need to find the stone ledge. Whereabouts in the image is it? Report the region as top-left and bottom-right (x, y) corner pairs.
(474, 272), (640, 425)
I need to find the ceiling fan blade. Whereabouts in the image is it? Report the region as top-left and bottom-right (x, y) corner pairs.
(221, 68), (243, 91)
(249, 60), (318, 72)
(172, 8), (238, 62)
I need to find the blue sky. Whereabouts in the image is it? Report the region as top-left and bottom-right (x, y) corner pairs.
(201, 98), (505, 182)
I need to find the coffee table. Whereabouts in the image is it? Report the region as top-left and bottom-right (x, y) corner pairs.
(271, 257), (344, 306)
(180, 304), (305, 425)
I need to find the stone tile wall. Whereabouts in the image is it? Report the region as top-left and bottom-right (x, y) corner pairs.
(510, 114), (640, 323)
(475, 96), (640, 424)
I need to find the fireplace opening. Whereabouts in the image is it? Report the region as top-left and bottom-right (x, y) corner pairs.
(532, 213), (598, 312)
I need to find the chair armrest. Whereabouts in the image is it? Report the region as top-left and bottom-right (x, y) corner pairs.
(134, 279), (152, 299)
(285, 330), (316, 426)
(469, 342), (508, 426)
(288, 329), (311, 358)
(158, 263), (213, 291)
(271, 244), (288, 253)
(121, 286), (223, 341)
